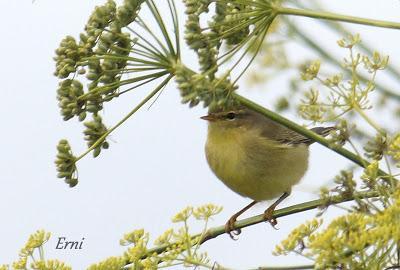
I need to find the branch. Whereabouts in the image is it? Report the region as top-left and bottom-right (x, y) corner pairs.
(198, 190), (377, 244)
(124, 190), (378, 267)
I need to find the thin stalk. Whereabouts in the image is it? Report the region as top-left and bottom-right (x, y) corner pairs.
(130, 48), (165, 63)
(38, 246), (44, 261)
(146, 0), (176, 57)
(353, 103), (385, 134)
(278, 7), (400, 30)
(130, 46), (161, 59)
(384, 155), (395, 191)
(127, 26), (168, 61)
(84, 54), (166, 68)
(167, 0), (180, 59)
(232, 18), (272, 86)
(347, 138), (367, 168)
(118, 67), (164, 73)
(77, 71), (170, 101)
(216, 18), (262, 61)
(116, 75), (162, 96)
(216, 15), (275, 70)
(217, 19), (269, 88)
(135, 17), (170, 57)
(75, 74), (173, 161)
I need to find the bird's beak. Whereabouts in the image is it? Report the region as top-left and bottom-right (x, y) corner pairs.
(200, 114), (217, 121)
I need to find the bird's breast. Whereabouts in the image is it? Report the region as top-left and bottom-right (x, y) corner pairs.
(205, 125), (309, 201)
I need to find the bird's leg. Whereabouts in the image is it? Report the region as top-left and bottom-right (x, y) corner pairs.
(263, 191), (291, 228)
(225, 200), (258, 240)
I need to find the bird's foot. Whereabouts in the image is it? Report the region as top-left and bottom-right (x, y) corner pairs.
(263, 207), (279, 230)
(225, 216), (241, 240)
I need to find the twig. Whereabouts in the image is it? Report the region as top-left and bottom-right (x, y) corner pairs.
(124, 190), (378, 267)
(199, 190), (377, 243)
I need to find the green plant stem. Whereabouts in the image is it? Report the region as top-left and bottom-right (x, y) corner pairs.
(352, 103), (385, 134)
(199, 190), (377, 243)
(284, 19), (400, 101)
(127, 190), (378, 266)
(75, 74), (173, 161)
(77, 71), (169, 101)
(278, 7), (400, 30)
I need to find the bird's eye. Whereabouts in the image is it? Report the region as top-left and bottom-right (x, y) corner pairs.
(226, 112), (236, 120)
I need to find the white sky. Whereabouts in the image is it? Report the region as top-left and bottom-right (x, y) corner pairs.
(1, 0), (400, 269)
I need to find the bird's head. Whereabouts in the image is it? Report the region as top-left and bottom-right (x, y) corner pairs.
(200, 108), (256, 130)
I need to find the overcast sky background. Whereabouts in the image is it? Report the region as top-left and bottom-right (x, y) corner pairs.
(1, 0), (400, 269)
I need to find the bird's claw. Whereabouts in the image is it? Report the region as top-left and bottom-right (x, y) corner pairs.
(264, 208), (279, 230)
(225, 217), (241, 240)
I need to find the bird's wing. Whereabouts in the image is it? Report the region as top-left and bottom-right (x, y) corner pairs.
(276, 127), (335, 146)
(247, 108), (335, 146)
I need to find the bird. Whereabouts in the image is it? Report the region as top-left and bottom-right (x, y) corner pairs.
(201, 105), (334, 239)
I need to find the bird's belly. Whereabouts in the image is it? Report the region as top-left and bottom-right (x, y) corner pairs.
(205, 134), (309, 201)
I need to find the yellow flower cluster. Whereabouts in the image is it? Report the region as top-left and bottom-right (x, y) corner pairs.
(193, 204), (223, 221)
(172, 206), (193, 223)
(30, 260), (71, 270)
(297, 33), (389, 126)
(2, 230), (72, 270)
(87, 204), (223, 269)
(300, 60), (321, 81)
(388, 134), (400, 165)
(275, 190), (400, 269)
(87, 257), (126, 270)
(274, 219), (322, 255)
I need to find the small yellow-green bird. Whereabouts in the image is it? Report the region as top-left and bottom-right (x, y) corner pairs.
(201, 106), (333, 238)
